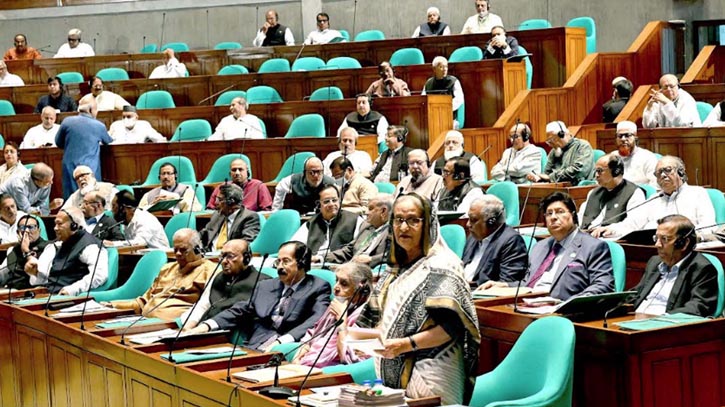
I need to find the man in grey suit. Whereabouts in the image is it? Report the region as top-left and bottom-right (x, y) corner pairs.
(200, 183), (260, 251)
(480, 191), (614, 300)
(187, 241), (331, 351)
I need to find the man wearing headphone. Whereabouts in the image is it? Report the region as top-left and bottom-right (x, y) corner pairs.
(480, 192), (614, 300)
(336, 93), (390, 146)
(24, 207), (109, 296)
(629, 215), (718, 317)
(272, 157), (335, 214)
(54, 28), (95, 58)
(188, 241), (331, 352)
(206, 158), (272, 211)
(111, 190), (170, 249)
(370, 125), (413, 182)
(138, 163), (202, 213)
(397, 149), (444, 200)
(438, 157), (484, 213)
(527, 120), (594, 185)
(106, 228), (216, 320)
(643, 74), (701, 128)
(180, 239), (270, 330)
(322, 127), (373, 177)
(432, 130), (486, 183)
(578, 154), (646, 238)
(329, 157), (377, 214)
(609, 121), (658, 187)
(208, 96), (265, 140)
(463, 195), (527, 286)
(490, 123), (541, 183)
(365, 61), (411, 98)
(200, 183), (261, 251)
(461, 0), (503, 34)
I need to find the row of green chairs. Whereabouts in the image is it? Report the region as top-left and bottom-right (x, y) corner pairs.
(518, 16), (596, 54)
(257, 56), (362, 73)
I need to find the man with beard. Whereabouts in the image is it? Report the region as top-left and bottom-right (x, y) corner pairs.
(206, 158), (272, 211)
(109, 190), (169, 249)
(527, 121), (593, 185)
(81, 191), (124, 241)
(397, 149), (444, 200)
(108, 105), (167, 144)
(291, 184), (363, 256)
(20, 107), (59, 149)
(365, 62), (411, 98)
(3, 33), (42, 61)
(322, 127), (373, 177)
(643, 74), (700, 128)
(200, 183), (260, 251)
(609, 121), (658, 187)
(208, 96), (265, 140)
(84, 76), (129, 111)
(490, 123), (542, 183)
(412, 7), (451, 37)
(138, 163), (202, 213)
(272, 157), (335, 214)
(438, 157), (484, 214)
(431, 130), (485, 183)
(0, 215), (49, 289)
(461, 0), (503, 34)
(370, 125), (413, 183)
(329, 157), (377, 214)
(62, 165), (118, 211)
(337, 94), (389, 145)
(603, 77), (633, 123)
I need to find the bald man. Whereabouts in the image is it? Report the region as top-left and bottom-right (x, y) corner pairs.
(149, 48), (188, 79)
(642, 74), (700, 128)
(272, 156), (335, 214)
(55, 94), (113, 199)
(0, 163), (62, 215)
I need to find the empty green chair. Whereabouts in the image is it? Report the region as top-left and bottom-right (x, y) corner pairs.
(606, 241), (626, 292)
(309, 86), (344, 101)
(455, 102), (465, 129)
(89, 247), (119, 292)
(519, 45), (533, 89)
(291, 56), (326, 72)
(638, 183), (657, 199)
(0, 100), (15, 116)
(470, 316), (575, 407)
(322, 359), (376, 384)
(214, 41), (243, 50)
(702, 253), (725, 317)
(137, 90), (175, 109)
(487, 181), (521, 226)
(309, 268), (336, 297)
(338, 30), (351, 41)
(161, 42), (190, 52)
(449, 46), (483, 63)
(697, 101), (714, 123)
(170, 119), (212, 142)
(440, 224), (465, 258)
(57, 71), (84, 84)
(519, 18), (553, 30)
(96, 67), (130, 81)
(593, 149), (606, 162)
(165, 212), (197, 245)
(375, 182), (395, 194)
(250, 209), (301, 255)
(91, 250), (168, 302)
(537, 146), (547, 172)
(217, 65), (249, 75)
(246, 85), (283, 104)
(284, 114), (325, 138)
(140, 44), (158, 53)
(272, 152), (315, 182)
(567, 16), (596, 53)
(326, 56), (362, 69)
(354, 30), (385, 41)
(142, 155), (197, 186)
(707, 188), (725, 224)
(201, 153), (252, 184)
(214, 90), (247, 107)
(257, 58), (291, 73)
(389, 48), (424, 67)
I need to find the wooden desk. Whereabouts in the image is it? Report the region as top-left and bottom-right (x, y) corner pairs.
(476, 302), (725, 407)
(517, 183), (595, 224)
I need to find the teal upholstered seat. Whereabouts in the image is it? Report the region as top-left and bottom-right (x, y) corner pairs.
(246, 85), (283, 104)
(566, 17), (596, 53)
(214, 41), (243, 50)
(606, 241), (626, 292)
(326, 56), (362, 69)
(257, 58), (291, 73)
(217, 65), (249, 75)
(487, 181), (521, 226)
(137, 90), (175, 109)
(57, 71), (84, 84)
(201, 154), (252, 184)
(95, 67), (130, 81)
(169, 119), (212, 142)
(291, 56), (326, 72)
(354, 30), (385, 41)
(0, 100), (15, 116)
(440, 224), (465, 258)
(141, 156), (196, 186)
(309, 86), (344, 101)
(449, 46), (483, 62)
(161, 42), (190, 52)
(214, 90), (247, 106)
(250, 210), (301, 255)
(518, 19), (553, 30)
(284, 114), (325, 138)
(91, 251), (168, 302)
(389, 48), (424, 66)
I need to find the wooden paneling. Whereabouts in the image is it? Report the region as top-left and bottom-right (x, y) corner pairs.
(0, 313), (19, 407)
(681, 46), (725, 84)
(48, 337), (85, 407)
(85, 353), (127, 407)
(15, 325), (50, 407)
(127, 369), (177, 407)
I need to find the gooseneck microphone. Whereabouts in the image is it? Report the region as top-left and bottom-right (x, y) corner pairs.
(513, 205), (540, 313)
(44, 242), (73, 317)
(585, 192), (665, 231)
(79, 239), (106, 330)
(120, 286), (187, 345)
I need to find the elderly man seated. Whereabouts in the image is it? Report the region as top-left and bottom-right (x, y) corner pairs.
(0, 194), (26, 244)
(84, 76), (129, 111)
(206, 158), (272, 212)
(62, 165), (118, 211)
(490, 123), (542, 183)
(365, 62), (411, 98)
(272, 157), (335, 214)
(438, 157), (484, 214)
(322, 127), (373, 177)
(643, 74), (700, 128)
(138, 162), (202, 213)
(431, 130), (485, 183)
(200, 183), (261, 251)
(527, 121), (593, 186)
(0, 214), (50, 289)
(110, 190), (169, 249)
(208, 96), (265, 140)
(20, 107), (60, 149)
(609, 121), (658, 187)
(108, 106), (167, 144)
(421, 56), (464, 129)
(330, 157), (377, 214)
(397, 149), (444, 201)
(149, 49), (187, 79)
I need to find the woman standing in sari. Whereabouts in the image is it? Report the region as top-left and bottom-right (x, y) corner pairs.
(359, 193), (480, 405)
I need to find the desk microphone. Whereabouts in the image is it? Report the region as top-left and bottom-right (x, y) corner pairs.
(585, 192), (664, 231)
(518, 174), (536, 224)
(44, 242), (73, 317)
(185, 183), (199, 228)
(513, 205), (540, 313)
(120, 286), (187, 345)
(79, 239), (107, 330)
(93, 220), (125, 239)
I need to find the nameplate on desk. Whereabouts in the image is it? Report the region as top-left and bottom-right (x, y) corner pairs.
(233, 364), (321, 383)
(473, 286), (534, 298)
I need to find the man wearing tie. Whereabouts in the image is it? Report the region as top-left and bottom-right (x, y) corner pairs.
(81, 191), (124, 241)
(187, 241), (331, 351)
(480, 192), (614, 300)
(200, 183), (260, 251)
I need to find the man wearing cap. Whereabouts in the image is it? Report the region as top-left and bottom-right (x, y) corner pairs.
(527, 121), (593, 185)
(431, 130), (486, 183)
(643, 74), (700, 128)
(602, 77), (632, 123)
(609, 121), (658, 187)
(108, 106), (167, 144)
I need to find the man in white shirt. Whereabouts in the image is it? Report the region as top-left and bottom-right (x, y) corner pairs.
(0, 194), (26, 244)
(0, 61), (24, 87)
(421, 57), (465, 129)
(337, 94), (389, 145)
(322, 127), (373, 177)
(490, 123), (542, 183)
(149, 49), (187, 79)
(20, 106), (59, 149)
(431, 130), (486, 183)
(108, 105), (167, 144)
(54, 28), (95, 58)
(208, 97), (264, 140)
(642, 74), (701, 128)
(253, 9), (295, 47)
(396, 149), (444, 201)
(138, 163), (202, 214)
(609, 120), (658, 187)
(61, 165), (118, 211)
(461, 0), (504, 34)
(85, 76), (129, 111)
(304, 13), (343, 45)
(111, 190), (169, 249)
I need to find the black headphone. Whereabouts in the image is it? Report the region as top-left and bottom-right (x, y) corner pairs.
(676, 166), (686, 178)
(556, 121), (566, 138)
(193, 245), (204, 255)
(452, 172), (464, 181)
(61, 209), (80, 231)
(242, 247), (252, 266)
(518, 122), (531, 142)
(396, 126), (408, 143)
(608, 155), (624, 177)
(674, 227), (695, 250)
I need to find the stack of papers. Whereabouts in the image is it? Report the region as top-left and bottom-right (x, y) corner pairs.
(53, 300), (112, 315)
(338, 384), (406, 406)
(234, 364), (321, 383)
(472, 286), (533, 298)
(615, 313), (708, 331)
(126, 328), (180, 345)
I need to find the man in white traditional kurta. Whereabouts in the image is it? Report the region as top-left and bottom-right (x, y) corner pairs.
(108, 105), (167, 144)
(54, 28), (95, 58)
(490, 123), (542, 183)
(20, 107), (59, 149)
(208, 97), (265, 140)
(609, 121), (658, 187)
(642, 74), (700, 128)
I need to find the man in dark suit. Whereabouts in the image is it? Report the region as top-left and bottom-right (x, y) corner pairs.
(481, 192), (614, 300)
(463, 196), (527, 286)
(483, 25), (519, 59)
(200, 183), (260, 251)
(630, 215), (718, 317)
(81, 191), (123, 240)
(187, 241), (331, 351)
(602, 77), (632, 123)
(370, 125), (413, 183)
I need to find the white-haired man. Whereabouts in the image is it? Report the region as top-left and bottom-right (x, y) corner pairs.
(62, 165), (118, 211)
(20, 107), (59, 149)
(642, 74), (700, 128)
(609, 121), (658, 187)
(431, 130), (485, 183)
(421, 56), (464, 129)
(490, 123), (542, 183)
(323, 127), (373, 177)
(527, 121), (593, 186)
(54, 28), (95, 58)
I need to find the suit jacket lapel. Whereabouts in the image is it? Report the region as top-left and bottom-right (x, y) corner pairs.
(666, 253), (695, 308)
(549, 234), (582, 290)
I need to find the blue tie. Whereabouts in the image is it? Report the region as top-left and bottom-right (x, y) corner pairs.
(87, 218), (97, 225)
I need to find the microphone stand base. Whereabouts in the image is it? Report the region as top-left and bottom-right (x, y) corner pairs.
(258, 386), (296, 399)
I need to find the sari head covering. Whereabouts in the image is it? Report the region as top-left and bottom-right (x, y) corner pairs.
(389, 192), (438, 266)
